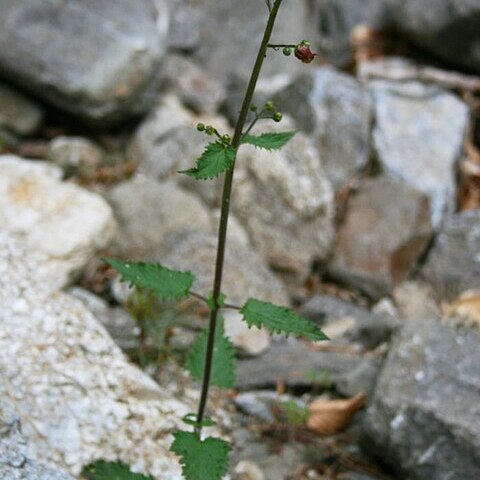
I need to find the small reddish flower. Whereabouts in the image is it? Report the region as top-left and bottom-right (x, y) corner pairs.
(295, 42), (317, 64)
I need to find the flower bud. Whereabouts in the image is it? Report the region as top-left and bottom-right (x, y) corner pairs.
(196, 123), (206, 132)
(222, 134), (231, 143)
(265, 101), (274, 111)
(205, 125), (215, 135)
(250, 104), (258, 112)
(294, 43), (317, 64)
(283, 47), (292, 56)
(273, 112), (283, 122)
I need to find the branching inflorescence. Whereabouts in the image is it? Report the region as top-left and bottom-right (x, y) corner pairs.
(105, 1), (326, 478)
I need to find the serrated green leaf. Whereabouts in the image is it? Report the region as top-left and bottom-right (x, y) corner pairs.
(240, 298), (328, 341)
(186, 315), (235, 389)
(170, 431), (230, 480)
(106, 258), (194, 301)
(242, 131), (295, 150)
(179, 142), (236, 180)
(81, 460), (154, 480)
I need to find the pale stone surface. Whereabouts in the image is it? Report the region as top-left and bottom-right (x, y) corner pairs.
(363, 316), (480, 479)
(233, 119), (335, 277)
(371, 80), (468, 227)
(328, 177), (432, 299)
(393, 281), (441, 319)
(160, 229), (288, 306)
(106, 176), (212, 258)
(0, 234), (196, 479)
(274, 67), (371, 191)
(191, 0), (319, 82)
(0, 0), (169, 125)
(0, 156), (116, 290)
(0, 401), (74, 480)
(160, 54), (227, 114)
(49, 136), (103, 170)
(422, 209), (480, 300)
(223, 311), (271, 357)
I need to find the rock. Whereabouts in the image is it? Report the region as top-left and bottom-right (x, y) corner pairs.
(129, 94), (230, 206)
(164, 0), (203, 52)
(328, 177), (433, 299)
(233, 460), (265, 480)
(224, 311), (271, 357)
(106, 177), (212, 258)
(191, 0), (319, 82)
(363, 316), (480, 479)
(234, 391), (307, 424)
(334, 358), (383, 398)
(422, 210), (480, 301)
(160, 229), (288, 306)
(299, 295), (399, 350)
(274, 67), (371, 191)
(233, 119), (335, 277)
(371, 80), (468, 227)
(161, 54), (226, 114)
(0, 233), (195, 479)
(0, 0), (169, 125)
(0, 401), (74, 480)
(386, 0), (480, 73)
(0, 83), (44, 136)
(313, 0), (388, 66)
(393, 281), (441, 319)
(69, 287), (140, 353)
(236, 338), (368, 390)
(0, 156), (116, 290)
(136, 124), (225, 207)
(128, 95), (195, 166)
(49, 136), (104, 172)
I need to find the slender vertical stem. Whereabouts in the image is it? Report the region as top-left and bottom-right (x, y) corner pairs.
(195, 0), (284, 435)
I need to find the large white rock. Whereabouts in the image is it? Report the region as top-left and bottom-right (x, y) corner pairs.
(0, 234), (195, 479)
(0, 156), (116, 290)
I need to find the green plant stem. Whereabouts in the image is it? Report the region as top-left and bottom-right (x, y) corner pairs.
(195, 0), (284, 436)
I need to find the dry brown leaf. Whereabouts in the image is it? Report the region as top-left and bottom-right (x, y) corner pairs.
(306, 392), (367, 436)
(442, 289), (480, 328)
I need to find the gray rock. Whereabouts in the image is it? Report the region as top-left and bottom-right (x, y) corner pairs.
(48, 136), (103, 172)
(363, 316), (480, 480)
(328, 177), (433, 299)
(233, 119), (335, 278)
(234, 391), (307, 424)
(274, 66), (371, 191)
(334, 358), (383, 398)
(161, 54), (226, 114)
(191, 0), (319, 82)
(236, 338), (368, 390)
(371, 80), (468, 227)
(106, 177), (212, 258)
(69, 287), (140, 353)
(300, 295), (399, 350)
(313, 0), (388, 66)
(160, 229), (287, 306)
(137, 124), (225, 207)
(0, 402), (74, 480)
(0, 0), (169, 125)
(0, 233), (198, 479)
(164, 0), (203, 52)
(0, 156), (116, 291)
(393, 280), (441, 319)
(0, 83), (44, 136)
(422, 210), (480, 301)
(386, 0), (480, 73)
